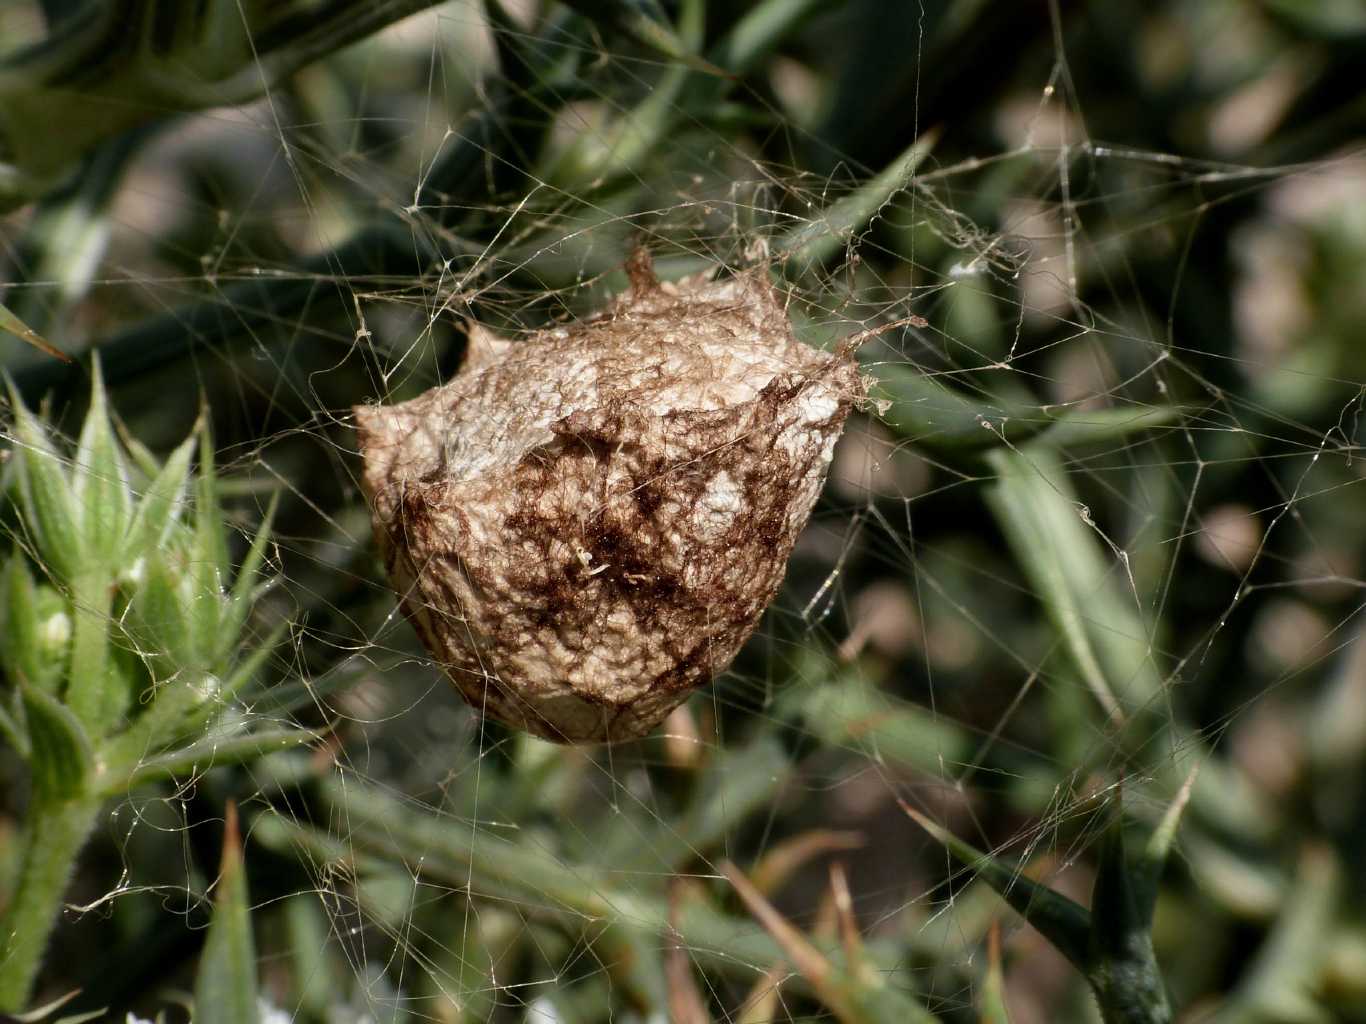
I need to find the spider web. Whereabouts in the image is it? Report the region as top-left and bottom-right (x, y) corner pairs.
(2, 1), (1365, 1021)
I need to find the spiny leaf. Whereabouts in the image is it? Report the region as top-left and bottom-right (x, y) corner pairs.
(828, 862), (877, 989)
(218, 621), (288, 706)
(21, 681), (93, 803)
(1137, 763), (1199, 921)
(721, 859), (856, 1022)
(706, 0), (836, 76)
(780, 129), (939, 275)
(124, 427), (198, 557)
(750, 830), (866, 896)
(0, 302), (71, 363)
(899, 799), (1093, 974)
(869, 360), (1048, 452)
(111, 409), (164, 481)
(131, 552), (197, 674)
(194, 802), (258, 1024)
(118, 727), (315, 792)
(1089, 801), (1171, 1021)
(218, 493), (278, 665)
(188, 418), (227, 665)
(1034, 406), (1178, 449)
(2, 555), (44, 692)
(0, 698), (25, 756)
(4, 375), (82, 580)
(194, 417), (230, 576)
(558, 0), (727, 77)
(71, 356), (131, 564)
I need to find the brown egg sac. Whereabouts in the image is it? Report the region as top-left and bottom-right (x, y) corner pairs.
(354, 252), (863, 743)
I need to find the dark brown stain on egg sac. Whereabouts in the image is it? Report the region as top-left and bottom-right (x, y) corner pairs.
(354, 252), (862, 743)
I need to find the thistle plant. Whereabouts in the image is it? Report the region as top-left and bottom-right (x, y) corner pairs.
(0, 359), (299, 1012)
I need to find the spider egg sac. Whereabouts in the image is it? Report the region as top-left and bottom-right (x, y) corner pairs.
(354, 252), (862, 743)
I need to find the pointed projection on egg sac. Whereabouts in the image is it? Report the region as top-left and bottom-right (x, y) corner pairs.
(354, 252), (863, 743)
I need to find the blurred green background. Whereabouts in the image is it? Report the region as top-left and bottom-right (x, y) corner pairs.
(2, 1), (1366, 1021)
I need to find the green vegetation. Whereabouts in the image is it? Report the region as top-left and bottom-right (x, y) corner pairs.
(2, 1), (1365, 1021)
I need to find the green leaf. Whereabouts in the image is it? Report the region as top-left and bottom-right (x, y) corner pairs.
(595, 732), (794, 873)
(130, 552), (196, 674)
(95, 638), (139, 732)
(1211, 845), (1340, 1024)
(218, 622), (286, 705)
(114, 727), (315, 793)
(218, 493), (277, 665)
(870, 360), (1048, 452)
(71, 355), (131, 564)
(189, 420), (227, 662)
(112, 411), (164, 482)
(0, 301), (71, 363)
(706, 0), (835, 76)
(0, 696), (26, 756)
(102, 621), (288, 784)
(779, 129), (939, 275)
(1, 555), (44, 690)
(557, 0), (724, 76)
(4, 375), (82, 580)
(985, 445), (1155, 718)
(283, 895), (342, 1019)
(20, 681), (93, 802)
(1034, 406), (1177, 449)
(124, 428), (197, 557)
(194, 802), (258, 1024)
(985, 443), (1278, 843)
(905, 798), (1177, 1024)
(63, 566), (116, 731)
(1089, 802), (1171, 1021)
(782, 661), (973, 774)
(900, 800), (1093, 975)
(1136, 763), (1198, 921)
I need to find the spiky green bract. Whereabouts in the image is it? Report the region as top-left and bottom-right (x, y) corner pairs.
(0, 361), (305, 1012)
(193, 803), (259, 1024)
